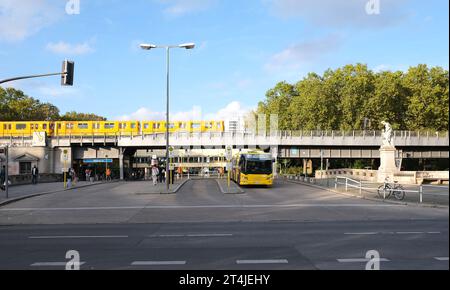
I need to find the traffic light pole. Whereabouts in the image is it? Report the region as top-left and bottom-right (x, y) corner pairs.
(0, 72), (66, 85)
(0, 60), (74, 85)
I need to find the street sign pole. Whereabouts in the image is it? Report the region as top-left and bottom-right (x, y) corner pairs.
(5, 146), (9, 199)
(63, 150), (68, 189)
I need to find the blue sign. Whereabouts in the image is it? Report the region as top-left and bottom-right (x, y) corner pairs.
(84, 159), (113, 163)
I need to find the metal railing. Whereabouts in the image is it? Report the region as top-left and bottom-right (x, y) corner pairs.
(282, 174), (449, 205)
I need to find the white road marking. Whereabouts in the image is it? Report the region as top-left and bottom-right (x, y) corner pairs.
(31, 262), (85, 267)
(434, 257), (449, 261)
(29, 235), (128, 239)
(427, 232), (442, 234)
(236, 259), (289, 264)
(337, 258), (390, 263)
(147, 233), (233, 238)
(345, 232), (378, 235)
(0, 204), (402, 212)
(396, 232), (424, 235)
(131, 261), (186, 266)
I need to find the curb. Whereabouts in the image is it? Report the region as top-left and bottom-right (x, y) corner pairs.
(215, 179), (245, 194)
(0, 181), (120, 207)
(282, 179), (449, 209)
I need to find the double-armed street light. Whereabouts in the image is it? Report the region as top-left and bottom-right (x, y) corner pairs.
(140, 43), (195, 191)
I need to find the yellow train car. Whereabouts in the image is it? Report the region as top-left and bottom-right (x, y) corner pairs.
(55, 121), (93, 136)
(231, 151), (274, 186)
(0, 121), (54, 136)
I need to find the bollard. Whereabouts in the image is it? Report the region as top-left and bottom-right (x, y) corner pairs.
(345, 179), (348, 192)
(335, 177), (338, 190)
(419, 185), (423, 203)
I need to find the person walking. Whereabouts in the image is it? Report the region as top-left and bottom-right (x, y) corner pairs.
(0, 165), (5, 191)
(151, 165), (159, 186)
(67, 168), (73, 189)
(32, 165), (39, 185)
(106, 168), (112, 182)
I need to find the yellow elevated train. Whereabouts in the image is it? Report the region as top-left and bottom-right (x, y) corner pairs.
(0, 120), (225, 136)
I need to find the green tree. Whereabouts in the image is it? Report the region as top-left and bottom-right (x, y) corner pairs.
(403, 65), (449, 131)
(60, 111), (107, 121)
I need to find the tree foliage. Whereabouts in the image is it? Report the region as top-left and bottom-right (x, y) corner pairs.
(257, 64), (449, 131)
(0, 87), (106, 121)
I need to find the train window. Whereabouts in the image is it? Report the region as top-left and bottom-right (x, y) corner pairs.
(43, 124), (47, 130)
(93, 123), (100, 129)
(168, 123), (175, 129)
(191, 123), (201, 129)
(131, 123), (136, 129)
(16, 124), (26, 130)
(50, 123), (54, 129)
(104, 123), (115, 129)
(153, 123), (161, 129)
(144, 123), (149, 129)
(216, 122), (222, 128)
(205, 122), (213, 129)
(66, 123), (74, 129)
(119, 123), (127, 129)
(179, 123), (187, 129)
(35, 124), (39, 129)
(31, 124), (34, 130)
(78, 123), (89, 129)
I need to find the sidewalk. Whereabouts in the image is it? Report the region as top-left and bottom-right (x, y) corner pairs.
(0, 181), (106, 206)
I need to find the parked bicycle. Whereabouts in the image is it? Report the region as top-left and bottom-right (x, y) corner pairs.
(377, 178), (405, 201)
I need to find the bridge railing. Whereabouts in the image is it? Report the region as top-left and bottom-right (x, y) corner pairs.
(282, 174), (449, 206)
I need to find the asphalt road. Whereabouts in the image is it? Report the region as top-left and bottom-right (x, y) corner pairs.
(0, 179), (448, 270)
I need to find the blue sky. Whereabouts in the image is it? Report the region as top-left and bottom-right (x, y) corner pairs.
(0, 0), (448, 120)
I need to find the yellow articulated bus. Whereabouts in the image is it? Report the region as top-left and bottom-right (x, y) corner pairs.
(231, 151), (274, 187)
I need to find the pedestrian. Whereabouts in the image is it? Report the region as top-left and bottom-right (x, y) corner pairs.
(67, 168), (73, 189)
(85, 168), (90, 182)
(0, 165), (5, 191)
(161, 168), (166, 183)
(32, 165), (39, 185)
(151, 165), (159, 186)
(106, 168), (112, 181)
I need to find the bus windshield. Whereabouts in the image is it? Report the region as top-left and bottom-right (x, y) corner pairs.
(244, 159), (273, 175)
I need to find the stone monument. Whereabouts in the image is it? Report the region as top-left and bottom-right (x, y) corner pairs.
(378, 121), (399, 182)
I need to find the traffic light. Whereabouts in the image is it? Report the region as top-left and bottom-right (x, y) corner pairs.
(61, 60), (75, 86)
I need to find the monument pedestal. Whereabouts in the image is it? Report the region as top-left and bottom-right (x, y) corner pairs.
(378, 145), (399, 183)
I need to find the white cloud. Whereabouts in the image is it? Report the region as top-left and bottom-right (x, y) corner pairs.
(0, 0), (62, 42)
(46, 41), (95, 55)
(267, 0), (409, 28)
(265, 35), (341, 72)
(119, 101), (251, 121)
(158, 0), (217, 17)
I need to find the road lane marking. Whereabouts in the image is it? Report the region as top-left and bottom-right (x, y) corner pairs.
(147, 234), (233, 238)
(434, 257), (449, 261)
(31, 262), (85, 267)
(29, 235), (129, 239)
(427, 232), (442, 234)
(396, 232), (424, 235)
(337, 258), (390, 263)
(131, 261), (186, 266)
(345, 232), (378, 235)
(0, 204), (403, 212)
(236, 259), (288, 264)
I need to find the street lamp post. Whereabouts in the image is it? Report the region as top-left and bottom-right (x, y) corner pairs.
(140, 43), (195, 191)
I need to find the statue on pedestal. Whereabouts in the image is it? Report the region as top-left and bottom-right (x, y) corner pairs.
(381, 121), (394, 147)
